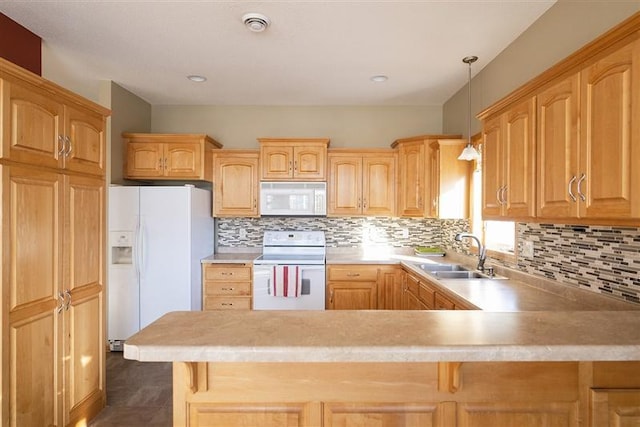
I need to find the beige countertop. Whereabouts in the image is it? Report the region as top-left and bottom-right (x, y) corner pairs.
(201, 253), (258, 263)
(124, 310), (640, 363)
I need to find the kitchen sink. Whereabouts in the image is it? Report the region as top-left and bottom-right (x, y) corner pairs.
(429, 270), (489, 279)
(417, 262), (507, 280)
(419, 263), (469, 272)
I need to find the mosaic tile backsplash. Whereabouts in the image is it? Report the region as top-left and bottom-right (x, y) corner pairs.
(516, 224), (640, 304)
(216, 217), (468, 249)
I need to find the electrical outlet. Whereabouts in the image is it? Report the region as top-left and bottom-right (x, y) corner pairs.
(401, 228), (409, 238)
(239, 228), (247, 239)
(521, 240), (534, 258)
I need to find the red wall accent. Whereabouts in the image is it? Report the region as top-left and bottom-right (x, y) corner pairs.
(0, 13), (41, 75)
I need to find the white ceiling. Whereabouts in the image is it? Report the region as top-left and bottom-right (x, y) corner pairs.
(1, 1), (556, 106)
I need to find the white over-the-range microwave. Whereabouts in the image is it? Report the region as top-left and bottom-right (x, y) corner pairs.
(259, 182), (327, 216)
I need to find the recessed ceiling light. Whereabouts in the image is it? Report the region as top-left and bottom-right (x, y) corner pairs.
(242, 13), (271, 32)
(187, 75), (207, 83)
(370, 75), (388, 82)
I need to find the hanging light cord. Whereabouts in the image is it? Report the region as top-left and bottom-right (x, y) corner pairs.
(463, 56), (478, 149)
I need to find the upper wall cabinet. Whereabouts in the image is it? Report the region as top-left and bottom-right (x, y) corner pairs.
(212, 150), (259, 217)
(482, 97), (537, 220)
(327, 149), (396, 217)
(258, 138), (329, 181)
(578, 39), (640, 220)
(123, 133), (222, 181)
(428, 139), (471, 219)
(391, 134), (466, 218)
(479, 13), (640, 225)
(537, 73), (580, 218)
(1, 70), (106, 176)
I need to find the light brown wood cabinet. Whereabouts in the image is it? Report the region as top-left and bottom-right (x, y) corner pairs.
(327, 150), (396, 216)
(259, 138), (329, 181)
(123, 133), (222, 180)
(212, 150), (259, 217)
(578, 39), (640, 221)
(392, 134), (464, 218)
(428, 139), (471, 219)
(481, 97), (537, 220)
(1, 72), (106, 176)
(326, 265), (378, 310)
(377, 266), (404, 310)
(537, 39), (640, 222)
(0, 58), (108, 426)
(202, 263), (253, 310)
(480, 14), (640, 225)
(173, 359), (640, 427)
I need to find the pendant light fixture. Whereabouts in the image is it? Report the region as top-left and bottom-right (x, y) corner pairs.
(458, 55), (481, 161)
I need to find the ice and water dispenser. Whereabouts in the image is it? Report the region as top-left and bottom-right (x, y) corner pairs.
(110, 231), (133, 265)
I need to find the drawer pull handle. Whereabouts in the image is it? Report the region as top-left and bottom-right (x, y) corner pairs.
(221, 287), (234, 291)
(221, 303), (233, 306)
(346, 273), (360, 277)
(221, 272), (234, 276)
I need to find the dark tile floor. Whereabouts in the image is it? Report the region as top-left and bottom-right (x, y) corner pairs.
(88, 351), (173, 427)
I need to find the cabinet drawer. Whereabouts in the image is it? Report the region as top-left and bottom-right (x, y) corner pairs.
(418, 282), (435, 310)
(204, 265), (252, 281)
(204, 296), (251, 310)
(406, 273), (420, 295)
(328, 265), (378, 281)
(204, 281), (251, 296)
(434, 292), (455, 310)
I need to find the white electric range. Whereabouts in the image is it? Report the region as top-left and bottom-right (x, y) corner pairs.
(252, 231), (326, 310)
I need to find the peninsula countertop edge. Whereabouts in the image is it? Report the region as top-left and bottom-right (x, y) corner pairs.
(123, 310), (640, 363)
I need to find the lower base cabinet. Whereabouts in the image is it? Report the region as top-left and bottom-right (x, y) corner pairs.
(171, 361), (640, 427)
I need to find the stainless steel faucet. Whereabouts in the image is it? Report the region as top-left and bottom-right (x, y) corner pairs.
(454, 233), (487, 272)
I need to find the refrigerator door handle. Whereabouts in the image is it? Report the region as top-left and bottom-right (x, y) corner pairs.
(134, 215), (141, 280)
(137, 218), (145, 278)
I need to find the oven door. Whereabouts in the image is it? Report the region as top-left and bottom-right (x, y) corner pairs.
(253, 264), (326, 310)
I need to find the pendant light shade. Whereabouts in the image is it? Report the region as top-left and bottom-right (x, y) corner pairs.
(458, 55), (480, 161)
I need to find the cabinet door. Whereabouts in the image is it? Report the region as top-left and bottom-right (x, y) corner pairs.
(482, 116), (503, 218)
(125, 142), (164, 178)
(362, 155), (396, 216)
(397, 141), (425, 217)
(188, 402), (321, 427)
(64, 105), (105, 176)
(261, 146), (293, 180)
(377, 266), (403, 310)
(214, 154), (259, 217)
(328, 155), (362, 215)
(64, 175), (106, 425)
(590, 389), (640, 427)
(165, 142), (201, 178)
(1, 77), (64, 169)
(503, 97), (536, 218)
(434, 139), (470, 219)
(327, 282), (377, 310)
(537, 74), (580, 218)
(293, 145), (326, 180)
(3, 165), (64, 427)
(580, 39), (640, 219)
(324, 402), (442, 427)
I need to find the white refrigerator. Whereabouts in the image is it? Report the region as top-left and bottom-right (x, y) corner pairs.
(108, 185), (214, 347)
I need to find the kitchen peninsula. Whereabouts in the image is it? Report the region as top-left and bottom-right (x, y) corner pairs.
(124, 309), (640, 427)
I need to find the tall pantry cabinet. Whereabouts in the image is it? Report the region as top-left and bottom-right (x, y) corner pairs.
(0, 58), (109, 426)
